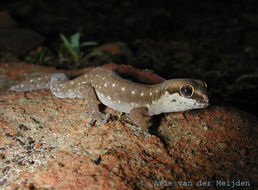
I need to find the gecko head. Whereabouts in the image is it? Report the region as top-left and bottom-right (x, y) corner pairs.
(163, 79), (209, 112)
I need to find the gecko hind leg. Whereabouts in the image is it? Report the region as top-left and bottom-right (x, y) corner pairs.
(50, 75), (109, 126)
(75, 83), (110, 126)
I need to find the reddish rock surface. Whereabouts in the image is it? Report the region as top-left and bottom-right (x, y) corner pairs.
(92, 41), (133, 57)
(0, 62), (257, 189)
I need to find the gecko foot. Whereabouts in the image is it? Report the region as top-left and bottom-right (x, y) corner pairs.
(84, 112), (110, 127)
(101, 113), (110, 124)
(133, 128), (152, 137)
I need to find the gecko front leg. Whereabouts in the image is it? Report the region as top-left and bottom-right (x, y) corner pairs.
(129, 107), (151, 133)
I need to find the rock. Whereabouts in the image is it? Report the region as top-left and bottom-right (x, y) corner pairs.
(159, 106), (257, 187)
(0, 29), (44, 55)
(0, 62), (257, 189)
(92, 41), (132, 57)
(0, 10), (18, 29)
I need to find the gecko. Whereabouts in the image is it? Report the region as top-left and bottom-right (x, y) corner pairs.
(9, 67), (209, 133)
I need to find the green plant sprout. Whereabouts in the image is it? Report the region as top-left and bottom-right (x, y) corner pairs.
(236, 73), (258, 83)
(26, 47), (53, 65)
(60, 32), (102, 64)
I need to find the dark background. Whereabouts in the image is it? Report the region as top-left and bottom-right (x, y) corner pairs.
(0, 0), (257, 116)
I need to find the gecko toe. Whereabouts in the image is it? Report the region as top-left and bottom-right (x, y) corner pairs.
(133, 130), (152, 137)
(105, 113), (110, 120)
(86, 119), (96, 127)
(86, 122), (93, 127)
(100, 113), (110, 124)
(84, 111), (109, 126)
(143, 131), (152, 137)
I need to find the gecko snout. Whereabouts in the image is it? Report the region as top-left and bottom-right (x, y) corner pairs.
(203, 95), (209, 103)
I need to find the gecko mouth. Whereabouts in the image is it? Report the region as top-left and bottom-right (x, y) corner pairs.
(194, 99), (209, 108)
(199, 101), (210, 108)
(203, 102), (210, 107)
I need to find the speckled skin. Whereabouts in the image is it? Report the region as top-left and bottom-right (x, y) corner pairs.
(10, 67), (209, 132)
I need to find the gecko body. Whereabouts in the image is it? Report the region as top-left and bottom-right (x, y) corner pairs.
(10, 67), (209, 132)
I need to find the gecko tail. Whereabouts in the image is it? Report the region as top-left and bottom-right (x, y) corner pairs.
(50, 73), (71, 98)
(9, 74), (65, 92)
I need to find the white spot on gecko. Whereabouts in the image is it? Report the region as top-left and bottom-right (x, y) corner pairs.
(104, 83), (107, 87)
(131, 90), (135, 95)
(150, 92), (152, 96)
(112, 83), (116, 87)
(140, 92), (144, 96)
(121, 87), (125, 91)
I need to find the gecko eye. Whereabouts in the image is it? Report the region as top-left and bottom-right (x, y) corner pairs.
(180, 84), (194, 97)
